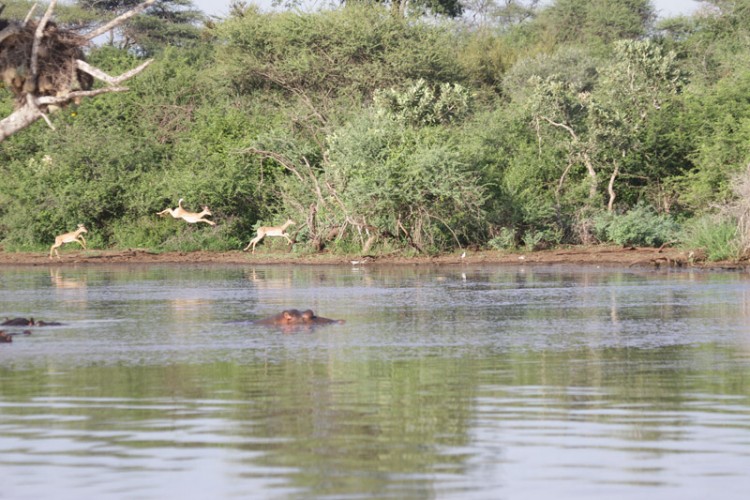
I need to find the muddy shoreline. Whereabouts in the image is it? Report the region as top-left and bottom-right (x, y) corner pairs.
(0, 245), (744, 270)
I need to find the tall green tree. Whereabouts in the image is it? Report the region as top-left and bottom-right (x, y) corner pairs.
(537, 0), (656, 47)
(527, 40), (685, 215)
(76, 0), (204, 55)
(216, 5), (464, 142)
(590, 39), (685, 210)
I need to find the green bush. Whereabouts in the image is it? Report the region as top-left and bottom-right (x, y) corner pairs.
(680, 215), (741, 261)
(593, 204), (680, 247)
(488, 227), (517, 250)
(373, 79), (473, 126)
(323, 113), (488, 252)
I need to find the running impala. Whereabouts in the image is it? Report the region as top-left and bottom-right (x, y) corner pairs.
(157, 198), (215, 226)
(243, 219), (295, 253)
(49, 224), (88, 259)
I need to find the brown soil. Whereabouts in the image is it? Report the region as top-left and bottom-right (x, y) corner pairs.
(0, 245), (742, 270)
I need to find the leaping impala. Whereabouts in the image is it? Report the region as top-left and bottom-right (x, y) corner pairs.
(49, 224), (88, 259)
(243, 219), (295, 253)
(157, 198), (216, 226)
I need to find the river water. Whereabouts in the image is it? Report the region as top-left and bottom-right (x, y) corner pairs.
(1, 264), (749, 499)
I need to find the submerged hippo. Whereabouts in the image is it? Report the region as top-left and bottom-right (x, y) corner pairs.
(1, 317), (63, 327)
(254, 309), (305, 326)
(301, 309), (345, 325)
(255, 309), (344, 327)
(1, 317), (34, 326)
(0, 331), (12, 343)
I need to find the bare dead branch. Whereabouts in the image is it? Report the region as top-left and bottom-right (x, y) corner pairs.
(607, 162), (620, 212)
(76, 58), (153, 85)
(1, 0), (154, 144)
(539, 114), (599, 199)
(539, 115), (579, 141)
(85, 0), (157, 41)
(37, 86), (130, 106)
(39, 109), (55, 130)
(23, 3), (38, 25)
(30, 0), (57, 80)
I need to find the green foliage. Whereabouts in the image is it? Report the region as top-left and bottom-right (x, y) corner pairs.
(503, 46), (600, 104)
(107, 213), (245, 252)
(0, 43), (263, 251)
(215, 4), (465, 135)
(536, 0), (656, 47)
(680, 214), (741, 262)
(488, 227), (517, 251)
(592, 204), (680, 247)
(522, 230), (540, 251)
(373, 79), (473, 126)
(457, 31), (516, 91)
(324, 113), (488, 252)
(399, 0), (464, 17)
(76, 0), (205, 56)
(4, 3), (750, 257)
(674, 70), (750, 212)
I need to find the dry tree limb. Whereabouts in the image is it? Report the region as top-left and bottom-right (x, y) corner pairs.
(30, 0), (57, 81)
(76, 59), (153, 86)
(0, 0), (156, 142)
(85, 0), (156, 41)
(23, 4), (38, 25)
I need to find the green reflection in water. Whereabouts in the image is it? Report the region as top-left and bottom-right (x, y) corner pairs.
(2, 264), (750, 498)
(2, 342), (749, 498)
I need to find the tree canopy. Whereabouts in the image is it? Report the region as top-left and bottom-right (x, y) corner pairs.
(2, 0), (750, 259)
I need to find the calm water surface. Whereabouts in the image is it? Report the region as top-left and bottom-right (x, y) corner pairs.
(1, 264), (749, 499)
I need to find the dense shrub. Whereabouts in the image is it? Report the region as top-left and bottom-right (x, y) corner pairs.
(680, 215), (740, 262)
(3, 4), (750, 256)
(593, 204), (680, 247)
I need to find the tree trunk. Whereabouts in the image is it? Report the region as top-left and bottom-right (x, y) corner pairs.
(607, 163), (620, 212)
(581, 151), (599, 201)
(0, 100), (43, 142)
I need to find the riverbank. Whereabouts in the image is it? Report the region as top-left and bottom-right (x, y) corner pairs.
(0, 245), (743, 269)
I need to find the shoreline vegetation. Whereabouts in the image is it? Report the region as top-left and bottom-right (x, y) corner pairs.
(3, 4), (750, 265)
(0, 245), (745, 270)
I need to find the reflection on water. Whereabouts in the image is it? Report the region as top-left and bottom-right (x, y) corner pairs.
(1, 264), (750, 499)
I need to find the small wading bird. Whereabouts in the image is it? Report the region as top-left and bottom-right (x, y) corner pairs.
(157, 198), (215, 226)
(49, 224), (87, 259)
(243, 219), (295, 253)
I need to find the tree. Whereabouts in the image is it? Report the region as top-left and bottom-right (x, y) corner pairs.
(0, 0), (155, 142)
(216, 5), (463, 147)
(590, 40), (685, 210)
(527, 40), (685, 214)
(275, 0), (465, 18)
(537, 0), (656, 47)
(76, 0), (203, 55)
